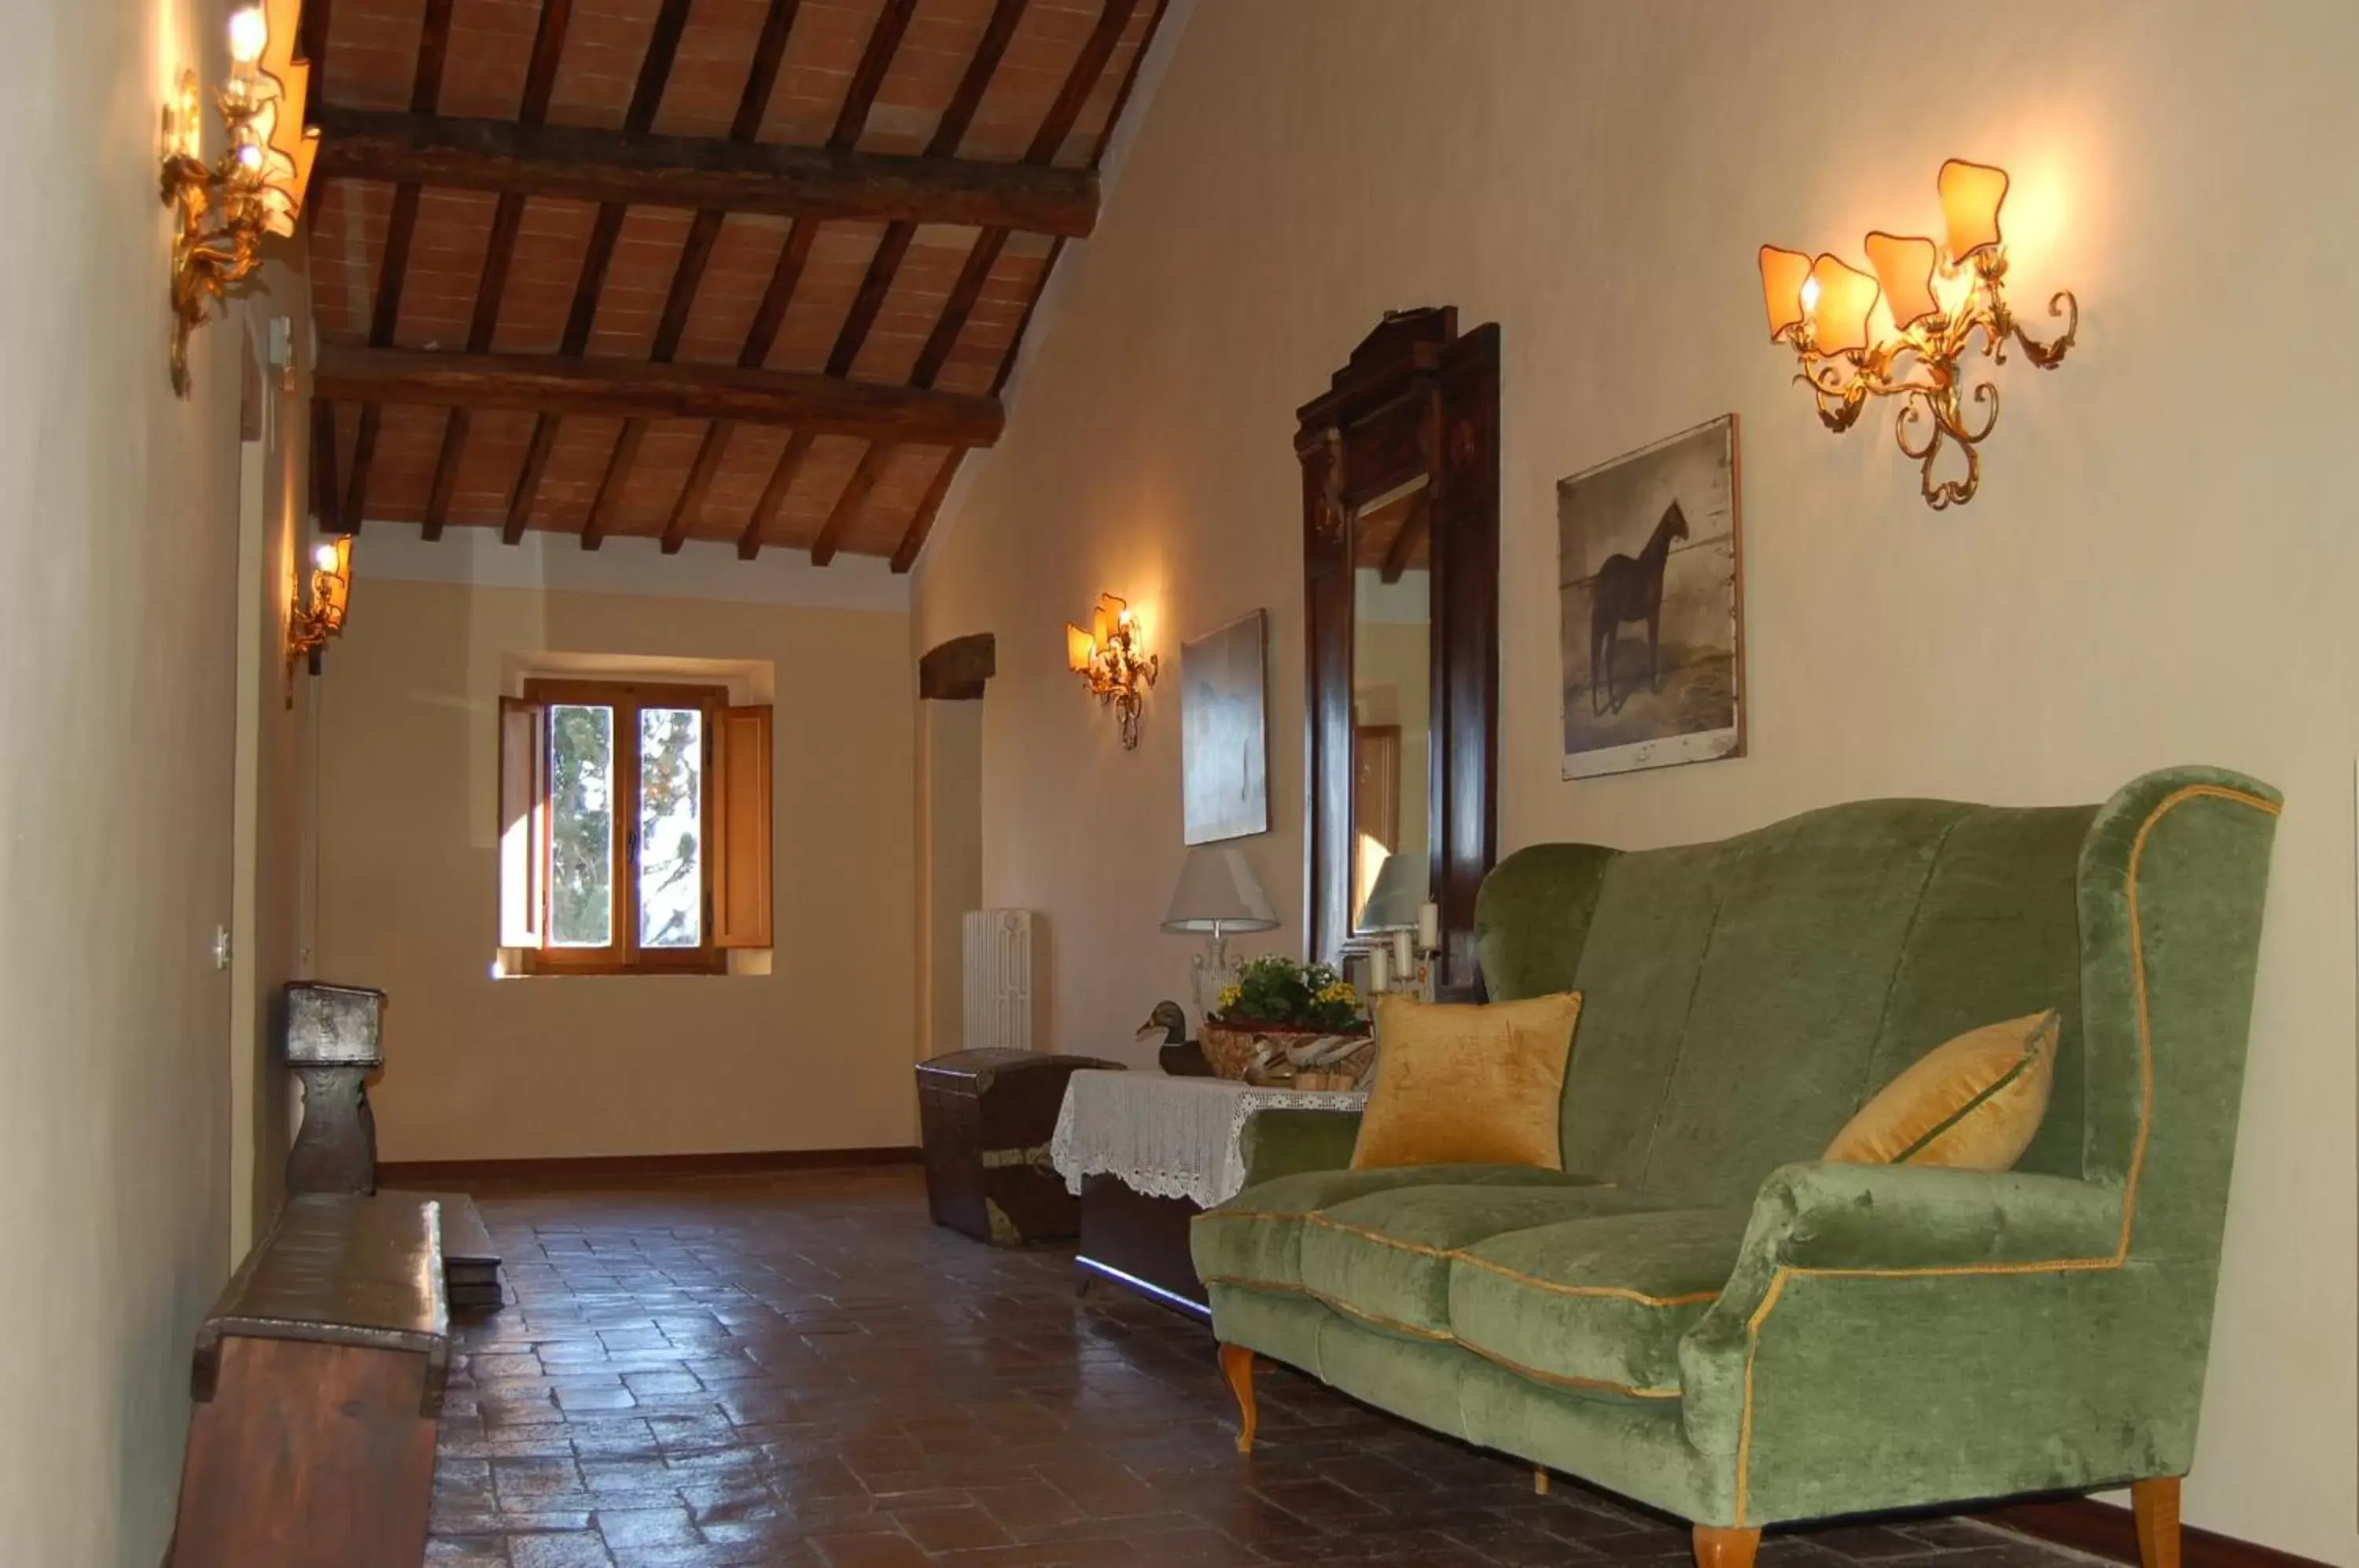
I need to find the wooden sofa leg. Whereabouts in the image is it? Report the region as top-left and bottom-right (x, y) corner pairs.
(1533, 1466), (1550, 1496)
(1218, 1343), (1257, 1454)
(2134, 1477), (2182, 1568)
(1694, 1526), (1760, 1568)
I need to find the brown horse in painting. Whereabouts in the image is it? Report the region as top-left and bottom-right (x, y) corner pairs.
(1589, 500), (1688, 713)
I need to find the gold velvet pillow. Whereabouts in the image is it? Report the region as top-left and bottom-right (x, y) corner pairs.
(1349, 992), (1581, 1171)
(1824, 1010), (2059, 1169)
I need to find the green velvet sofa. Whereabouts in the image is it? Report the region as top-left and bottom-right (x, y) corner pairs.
(1190, 767), (2278, 1567)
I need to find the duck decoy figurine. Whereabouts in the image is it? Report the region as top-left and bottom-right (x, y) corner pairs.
(1139, 1000), (1213, 1077)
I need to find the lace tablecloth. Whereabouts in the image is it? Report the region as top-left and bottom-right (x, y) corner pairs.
(1049, 1070), (1367, 1209)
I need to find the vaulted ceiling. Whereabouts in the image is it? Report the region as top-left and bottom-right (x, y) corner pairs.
(301, 0), (1168, 567)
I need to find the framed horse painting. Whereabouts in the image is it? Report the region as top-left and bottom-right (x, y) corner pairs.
(1556, 414), (1745, 778)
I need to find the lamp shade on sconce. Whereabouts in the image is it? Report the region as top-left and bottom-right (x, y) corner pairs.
(1804, 253), (1882, 355)
(1161, 846), (1279, 936)
(1091, 593), (1128, 648)
(1758, 245), (1813, 340)
(1065, 622), (1095, 674)
(1864, 232), (1941, 330)
(1938, 159), (2009, 263)
(1359, 849), (1430, 932)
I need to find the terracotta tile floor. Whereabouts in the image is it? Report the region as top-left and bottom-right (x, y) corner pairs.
(427, 1168), (2096, 1568)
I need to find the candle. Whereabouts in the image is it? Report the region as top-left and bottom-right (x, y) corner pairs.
(1416, 902), (1441, 954)
(1392, 929), (1414, 976)
(1368, 944), (1390, 994)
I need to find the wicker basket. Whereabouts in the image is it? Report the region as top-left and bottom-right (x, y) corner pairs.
(1201, 1023), (1376, 1088)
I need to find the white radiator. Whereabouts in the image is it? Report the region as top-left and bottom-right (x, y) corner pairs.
(962, 909), (1037, 1053)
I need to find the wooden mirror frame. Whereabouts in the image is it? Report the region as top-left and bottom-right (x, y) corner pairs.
(1297, 307), (1500, 988)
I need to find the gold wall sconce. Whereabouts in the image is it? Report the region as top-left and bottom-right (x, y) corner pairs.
(286, 535), (351, 698)
(1759, 160), (2077, 509)
(160, 0), (318, 396)
(1064, 593), (1158, 749)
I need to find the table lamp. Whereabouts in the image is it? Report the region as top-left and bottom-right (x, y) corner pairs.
(1162, 845), (1279, 1021)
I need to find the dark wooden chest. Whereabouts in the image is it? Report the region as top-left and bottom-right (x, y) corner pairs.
(916, 1050), (1121, 1244)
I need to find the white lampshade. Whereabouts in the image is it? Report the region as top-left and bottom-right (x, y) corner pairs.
(1162, 846), (1279, 936)
(1359, 848), (1429, 931)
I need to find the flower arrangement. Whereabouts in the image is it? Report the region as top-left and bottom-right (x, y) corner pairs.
(1213, 955), (1367, 1036)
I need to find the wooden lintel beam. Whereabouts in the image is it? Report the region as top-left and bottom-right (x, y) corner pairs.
(317, 346), (1005, 446)
(313, 109), (1101, 238)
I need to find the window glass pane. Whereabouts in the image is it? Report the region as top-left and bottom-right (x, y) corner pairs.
(548, 705), (614, 947)
(639, 707), (703, 948)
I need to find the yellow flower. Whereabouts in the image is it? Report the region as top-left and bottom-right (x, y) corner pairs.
(1315, 981), (1359, 1007)
(1216, 983), (1243, 1012)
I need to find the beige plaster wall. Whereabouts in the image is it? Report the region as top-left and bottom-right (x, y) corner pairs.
(229, 289), (318, 1261)
(0, 0), (265, 1556)
(910, 2), (2359, 1558)
(315, 576), (918, 1161)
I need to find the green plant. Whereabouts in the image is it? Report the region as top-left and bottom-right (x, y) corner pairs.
(1213, 955), (1365, 1034)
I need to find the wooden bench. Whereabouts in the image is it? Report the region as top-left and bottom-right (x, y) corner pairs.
(168, 1194), (451, 1568)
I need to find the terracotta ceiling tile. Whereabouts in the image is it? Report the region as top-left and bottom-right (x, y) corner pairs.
(492, 198), (603, 354)
(598, 419), (708, 538)
(311, 0), (1172, 559)
(442, 409), (539, 527)
(362, 404), (453, 522)
(524, 415), (633, 535)
(763, 432), (869, 550)
(672, 216), (792, 365)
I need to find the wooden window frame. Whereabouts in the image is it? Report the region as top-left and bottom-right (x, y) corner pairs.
(521, 677), (730, 977)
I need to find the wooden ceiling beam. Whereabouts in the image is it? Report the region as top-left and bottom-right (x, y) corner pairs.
(513, 0), (694, 548)
(888, 0), (1141, 572)
(311, 110), (1102, 238)
(644, 0), (805, 555)
(906, 0), (1135, 394)
(737, 431), (818, 559)
(808, 442), (892, 565)
(341, 0), (456, 536)
(888, 449), (963, 573)
(831, 0), (918, 149)
(318, 346), (1006, 445)
(429, 0), (572, 542)
(823, 0), (1027, 385)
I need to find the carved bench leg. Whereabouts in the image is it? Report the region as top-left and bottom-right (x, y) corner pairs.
(1694, 1526), (1760, 1568)
(1533, 1467), (1550, 1496)
(2134, 1477), (2182, 1568)
(1218, 1343), (1257, 1454)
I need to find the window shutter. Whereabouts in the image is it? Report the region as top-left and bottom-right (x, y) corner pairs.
(712, 704), (773, 949)
(498, 696), (549, 949)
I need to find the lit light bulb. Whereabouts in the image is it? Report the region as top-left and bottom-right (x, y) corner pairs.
(1117, 609), (1132, 628)
(313, 543), (340, 572)
(236, 142), (264, 171)
(228, 7), (268, 65)
(1799, 275), (1822, 318)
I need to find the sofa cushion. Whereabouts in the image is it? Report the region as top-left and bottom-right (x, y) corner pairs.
(1448, 1205), (1750, 1399)
(1824, 1010), (2059, 1169)
(1190, 1165), (1599, 1295)
(1297, 1184), (1679, 1338)
(1351, 992), (1581, 1171)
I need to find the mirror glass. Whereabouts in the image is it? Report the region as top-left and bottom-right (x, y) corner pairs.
(1349, 480), (1433, 933)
